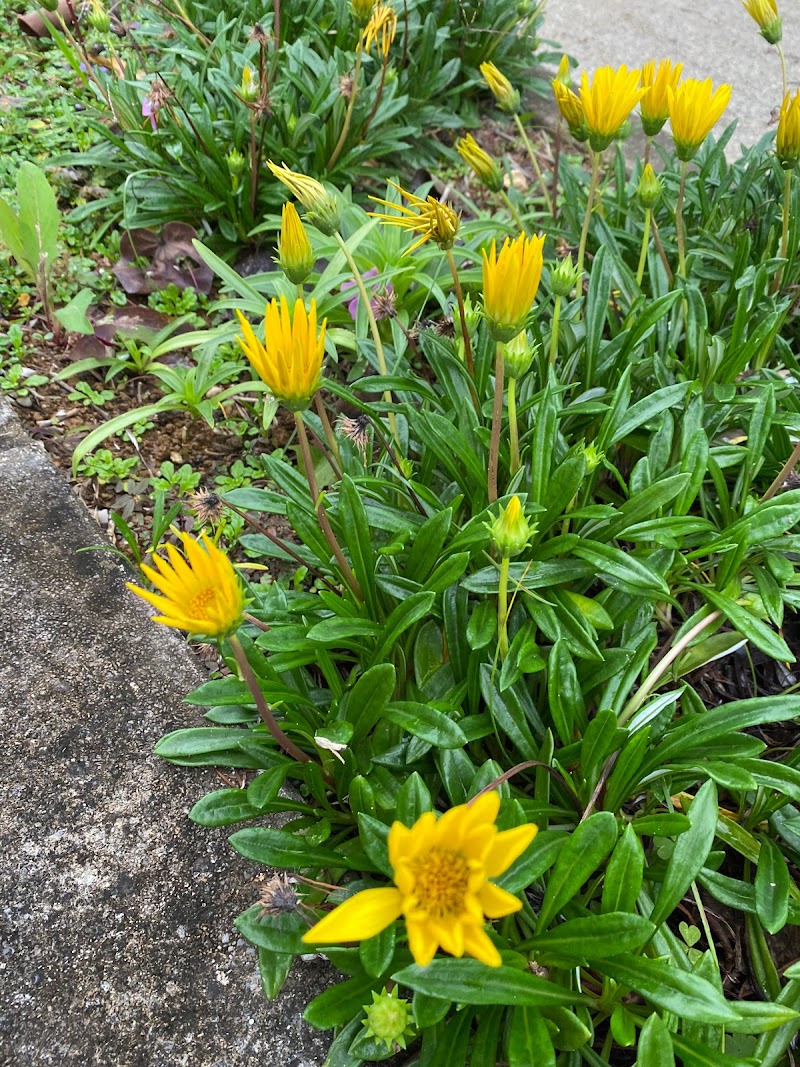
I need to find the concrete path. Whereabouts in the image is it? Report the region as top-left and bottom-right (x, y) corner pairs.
(541, 0), (800, 155)
(0, 400), (330, 1066)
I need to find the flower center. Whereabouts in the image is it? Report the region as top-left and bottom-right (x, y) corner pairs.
(188, 586), (217, 618)
(408, 847), (470, 919)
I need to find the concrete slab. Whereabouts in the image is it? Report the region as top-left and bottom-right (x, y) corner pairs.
(0, 400), (330, 1066)
(540, 0), (800, 156)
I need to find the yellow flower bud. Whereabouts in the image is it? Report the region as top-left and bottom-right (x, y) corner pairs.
(267, 161), (341, 235)
(456, 134), (504, 193)
(777, 90), (800, 169)
(278, 202), (315, 284)
(88, 0), (111, 32)
(351, 0), (378, 23)
(552, 80), (588, 142)
(480, 62), (520, 114)
(639, 58), (683, 137)
(239, 65), (260, 103)
(482, 233), (544, 342)
(743, 0), (782, 44)
(489, 496), (534, 557)
(637, 163), (663, 209)
(550, 254), (582, 298)
(502, 331), (536, 379)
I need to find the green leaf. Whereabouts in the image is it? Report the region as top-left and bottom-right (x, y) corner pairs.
(670, 1034), (760, 1067)
(597, 956), (742, 1023)
(571, 540), (669, 599)
(700, 587), (794, 662)
(507, 1007), (555, 1067)
(497, 830), (566, 893)
(189, 788), (262, 827)
(305, 617), (381, 643)
(371, 592), (436, 666)
(359, 922), (396, 978)
(650, 778), (718, 929)
(396, 772), (433, 825)
(247, 765), (290, 808)
(235, 904), (306, 955)
(754, 977), (800, 1065)
(525, 912), (655, 960)
(537, 812), (618, 931)
(54, 287), (95, 334)
(356, 813), (391, 876)
(17, 161), (60, 273)
(601, 824), (644, 914)
(636, 1012), (675, 1067)
(405, 508), (453, 583)
(338, 475), (379, 616)
(304, 974), (376, 1029)
(344, 663), (396, 745)
(384, 701), (467, 748)
(258, 947), (293, 1001)
(755, 836), (791, 934)
(230, 827), (360, 871)
(392, 960), (588, 1007)
(154, 727), (275, 768)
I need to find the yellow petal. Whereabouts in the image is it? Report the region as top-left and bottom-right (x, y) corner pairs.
(407, 919), (439, 966)
(302, 887), (403, 944)
(462, 926), (502, 967)
(478, 881), (524, 918)
(483, 824), (538, 877)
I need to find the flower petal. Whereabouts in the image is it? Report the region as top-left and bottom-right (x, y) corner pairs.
(462, 926), (502, 967)
(478, 881), (523, 919)
(302, 887), (403, 945)
(483, 823), (538, 877)
(407, 920), (439, 967)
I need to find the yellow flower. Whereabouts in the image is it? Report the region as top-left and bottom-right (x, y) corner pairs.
(236, 296), (326, 410)
(370, 180), (460, 254)
(743, 0), (782, 44)
(362, 3), (397, 57)
(127, 532), (244, 637)
(480, 61), (520, 114)
(239, 65), (260, 104)
(302, 791), (538, 967)
(552, 80), (587, 141)
(639, 58), (683, 137)
(777, 90), (800, 168)
(482, 233), (545, 342)
(278, 202), (314, 285)
(456, 134), (503, 193)
(267, 161), (341, 235)
(667, 78), (732, 162)
(580, 65), (647, 152)
(554, 53), (571, 87)
(351, 0), (378, 22)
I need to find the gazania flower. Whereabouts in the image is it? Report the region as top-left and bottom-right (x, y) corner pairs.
(351, 0), (378, 22)
(370, 180), (460, 254)
(267, 161), (340, 235)
(127, 532), (244, 637)
(554, 53), (571, 88)
(668, 78), (732, 162)
(639, 58), (683, 137)
(456, 134), (503, 193)
(278, 202), (314, 285)
(552, 80), (587, 141)
(482, 233), (545, 342)
(362, 3), (397, 57)
(743, 0), (782, 44)
(489, 495), (534, 555)
(236, 296), (326, 410)
(480, 61), (520, 114)
(580, 64), (647, 152)
(777, 90), (800, 168)
(302, 791), (538, 967)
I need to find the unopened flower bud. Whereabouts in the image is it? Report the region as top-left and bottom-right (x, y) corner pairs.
(552, 80), (588, 142)
(88, 0), (110, 32)
(456, 134), (504, 193)
(480, 62), (520, 114)
(582, 441), (604, 472)
(226, 148), (245, 176)
(489, 495), (534, 558)
(462, 293), (481, 334)
(503, 330), (536, 379)
(267, 161), (341, 235)
(554, 53), (571, 88)
(278, 202), (314, 284)
(550, 255), (581, 297)
(351, 0), (377, 24)
(239, 65), (260, 103)
(777, 90), (800, 169)
(362, 988), (415, 1051)
(743, 0), (782, 45)
(637, 163), (663, 209)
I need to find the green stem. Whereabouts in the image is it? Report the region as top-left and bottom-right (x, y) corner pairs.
(296, 282), (304, 300)
(314, 391), (342, 468)
(445, 246), (474, 376)
(551, 117), (562, 219)
(507, 375), (520, 475)
(361, 55), (388, 140)
(548, 294), (562, 366)
(778, 42), (788, 100)
(248, 112), (258, 220)
(229, 633), (313, 764)
(576, 150), (601, 280)
(487, 341), (505, 504)
(513, 112), (553, 215)
(777, 167), (792, 291)
(498, 554), (511, 659)
(328, 46), (363, 170)
(294, 410), (363, 601)
(500, 189), (527, 234)
(676, 161), (688, 278)
(636, 207), (652, 288)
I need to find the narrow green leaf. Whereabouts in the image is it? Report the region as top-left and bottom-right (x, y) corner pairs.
(384, 701), (467, 748)
(525, 912), (654, 960)
(756, 836), (791, 934)
(230, 827), (360, 870)
(392, 960), (587, 1007)
(601, 824), (644, 914)
(636, 1012), (675, 1067)
(650, 779), (718, 929)
(507, 1006), (555, 1067)
(597, 956), (742, 1023)
(371, 592), (436, 666)
(537, 812), (618, 930)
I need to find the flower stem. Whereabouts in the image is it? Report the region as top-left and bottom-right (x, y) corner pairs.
(507, 375), (520, 475)
(229, 633), (313, 764)
(445, 246), (474, 376)
(328, 46), (363, 170)
(513, 112), (553, 215)
(294, 410), (363, 601)
(778, 42), (788, 100)
(248, 112), (258, 220)
(776, 167), (792, 291)
(576, 150), (601, 280)
(500, 190), (527, 234)
(361, 55), (388, 140)
(551, 117), (562, 219)
(548, 294), (562, 366)
(314, 392), (342, 468)
(636, 207), (652, 288)
(650, 214), (674, 284)
(675, 161), (688, 278)
(497, 554), (511, 659)
(761, 437), (800, 501)
(273, 0), (281, 49)
(487, 342), (505, 504)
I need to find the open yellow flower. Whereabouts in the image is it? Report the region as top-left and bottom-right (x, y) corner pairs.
(302, 791), (537, 967)
(236, 296), (325, 410)
(480, 61), (520, 113)
(267, 161), (341, 235)
(743, 0), (782, 44)
(639, 58), (683, 137)
(456, 134), (503, 193)
(482, 233), (545, 342)
(370, 180), (459, 254)
(668, 78), (732, 162)
(127, 532), (244, 637)
(278, 202), (314, 285)
(579, 65), (647, 152)
(777, 90), (800, 168)
(362, 3), (397, 57)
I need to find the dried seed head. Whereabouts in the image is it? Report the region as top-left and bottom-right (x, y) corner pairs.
(372, 289), (396, 320)
(258, 873), (300, 917)
(249, 22), (270, 44)
(339, 75), (355, 99)
(338, 414), (372, 452)
(191, 489), (225, 524)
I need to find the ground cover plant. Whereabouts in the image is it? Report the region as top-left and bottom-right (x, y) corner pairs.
(8, 0), (800, 1064)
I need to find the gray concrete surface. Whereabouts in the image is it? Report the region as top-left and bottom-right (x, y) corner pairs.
(541, 0), (800, 156)
(0, 400), (330, 1066)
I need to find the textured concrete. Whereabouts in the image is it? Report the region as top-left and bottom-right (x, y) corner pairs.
(0, 400), (330, 1066)
(541, 0), (800, 156)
